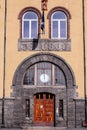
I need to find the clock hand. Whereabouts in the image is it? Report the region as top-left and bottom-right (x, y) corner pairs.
(44, 74), (45, 80)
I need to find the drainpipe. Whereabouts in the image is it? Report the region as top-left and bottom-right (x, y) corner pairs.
(82, 0), (87, 126)
(2, 0), (7, 127)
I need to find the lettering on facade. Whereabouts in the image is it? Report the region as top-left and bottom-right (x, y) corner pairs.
(18, 39), (71, 51)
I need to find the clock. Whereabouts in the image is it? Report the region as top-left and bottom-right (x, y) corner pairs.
(40, 74), (49, 83)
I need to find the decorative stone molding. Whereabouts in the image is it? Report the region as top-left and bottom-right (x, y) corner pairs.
(12, 52), (75, 86)
(18, 38), (71, 51)
(11, 53), (77, 128)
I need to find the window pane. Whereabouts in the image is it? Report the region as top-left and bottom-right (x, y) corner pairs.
(59, 100), (63, 117)
(55, 66), (65, 85)
(25, 99), (30, 117)
(52, 21), (58, 38)
(31, 21), (38, 38)
(53, 11), (66, 19)
(60, 21), (67, 38)
(37, 62), (52, 86)
(24, 12), (37, 19)
(23, 66), (34, 85)
(23, 21), (29, 38)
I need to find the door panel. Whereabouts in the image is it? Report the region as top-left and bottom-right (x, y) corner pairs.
(34, 93), (54, 126)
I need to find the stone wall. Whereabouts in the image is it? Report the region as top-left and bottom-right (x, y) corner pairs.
(0, 98), (86, 128)
(74, 99), (85, 128)
(0, 98), (14, 128)
(18, 39), (71, 51)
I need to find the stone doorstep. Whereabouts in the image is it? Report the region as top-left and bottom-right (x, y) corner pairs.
(24, 126), (67, 130)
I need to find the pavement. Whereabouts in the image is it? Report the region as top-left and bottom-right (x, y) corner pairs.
(0, 127), (87, 130)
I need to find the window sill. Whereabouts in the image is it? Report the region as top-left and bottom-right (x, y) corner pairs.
(23, 85), (66, 88)
(18, 38), (71, 51)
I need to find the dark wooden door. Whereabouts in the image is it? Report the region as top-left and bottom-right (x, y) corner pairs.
(34, 93), (54, 126)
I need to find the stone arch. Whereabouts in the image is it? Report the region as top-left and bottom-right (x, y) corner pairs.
(12, 52), (76, 88)
(12, 52), (77, 128)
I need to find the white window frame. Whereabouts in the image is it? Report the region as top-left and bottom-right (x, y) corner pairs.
(22, 12), (38, 39)
(51, 12), (67, 39)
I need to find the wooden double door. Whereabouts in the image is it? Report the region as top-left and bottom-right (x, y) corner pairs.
(34, 93), (54, 126)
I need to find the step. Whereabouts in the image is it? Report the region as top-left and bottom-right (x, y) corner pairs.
(25, 126), (67, 130)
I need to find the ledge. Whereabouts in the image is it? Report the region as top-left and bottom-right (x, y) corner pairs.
(18, 38), (71, 51)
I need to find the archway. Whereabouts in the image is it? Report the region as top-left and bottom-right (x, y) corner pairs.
(12, 52), (76, 87)
(12, 52), (76, 127)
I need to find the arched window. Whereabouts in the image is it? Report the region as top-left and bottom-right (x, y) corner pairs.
(51, 11), (67, 39)
(23, 66), (34, 85)
(47, 7), (71, 39)
(18, 7), (41, 39)
(22, 11), (38, 39)
(23, 62), (65, 86)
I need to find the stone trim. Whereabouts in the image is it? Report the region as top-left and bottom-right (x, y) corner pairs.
(18, 38), (71, 51)
(11, 53), (77, 128)
(12, 52), (76, 87)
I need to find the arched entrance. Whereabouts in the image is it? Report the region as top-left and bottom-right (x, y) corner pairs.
(12, 52), (76, 127)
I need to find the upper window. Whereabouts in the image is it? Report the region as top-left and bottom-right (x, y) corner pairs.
(51, 11), (67, 39)
(22, 11), (38, 39)
(47, 7), (71, 39)
(18, 7), (41, 39)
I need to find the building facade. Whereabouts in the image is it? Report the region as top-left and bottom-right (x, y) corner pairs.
(0, 0), (87, 128)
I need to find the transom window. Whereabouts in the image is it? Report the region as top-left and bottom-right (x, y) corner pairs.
(22, 11), (38, 39)
(51, 11), (67, 39)
(23, 62), (65, 86)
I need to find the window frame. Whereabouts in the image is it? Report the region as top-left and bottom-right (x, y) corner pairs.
(59, 99), (64, 118)
(18, 7), (41, 39)
(47, 7), (71, 39)
(51, 11), (67, 39)
(22, 11), (38, 39)
(23, 62), (66, 86)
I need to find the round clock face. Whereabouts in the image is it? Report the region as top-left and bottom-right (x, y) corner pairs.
(40, 74), (49, 83)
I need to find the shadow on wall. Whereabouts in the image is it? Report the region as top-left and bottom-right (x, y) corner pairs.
(32, 39), (39, 50)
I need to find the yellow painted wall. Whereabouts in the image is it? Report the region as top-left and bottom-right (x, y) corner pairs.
(0, 0), (87, 98)
(0, 0), (5, 97)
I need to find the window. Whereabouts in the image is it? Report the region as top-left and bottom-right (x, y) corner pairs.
(55, 66), (65, 85)
(59, 99), (63, 117)
(51, 11), (67, 39)
(37, 62), (52, 85)
(25, 99), (30, 117)
(23, 66), (34, 85)
(23, 62), (65, 86)
(18, 7), (41, 39)
(22, 11), (38, 39)
(47, 7), (71, 39)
